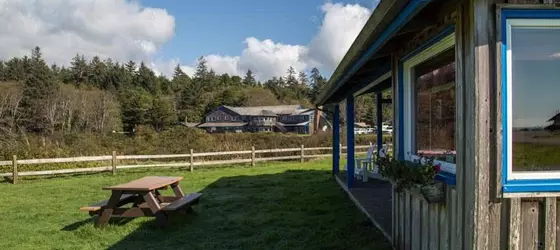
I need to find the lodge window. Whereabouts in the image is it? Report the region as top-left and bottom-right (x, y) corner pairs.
(413, 48), (456, 163)
(402, 32), (457, 175)
(501, 9), (560, 192)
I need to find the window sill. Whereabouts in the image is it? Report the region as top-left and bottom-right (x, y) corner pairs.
(503, 180), (560, 193)
(403, 157), (457, 186)
(435, 171), (456, 186)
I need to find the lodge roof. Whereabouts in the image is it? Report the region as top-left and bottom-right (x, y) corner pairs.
(197, 122), (248, 128)
(222, 105), (312, 116)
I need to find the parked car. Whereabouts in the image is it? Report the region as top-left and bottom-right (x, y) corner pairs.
(383, 125), (393, 134)
(354, 128), (369, 135)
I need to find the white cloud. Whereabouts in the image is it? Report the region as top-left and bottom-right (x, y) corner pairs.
(190, 2), (371, 81)
(306, 3), (372, 72)
(238, 37), (309, 80)
(206, 54), (240, 76)
(0, 0), (372, 81)
(0, 0), (174, 67)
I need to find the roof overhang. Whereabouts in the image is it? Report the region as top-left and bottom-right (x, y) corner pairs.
(316, 0), (431, 105)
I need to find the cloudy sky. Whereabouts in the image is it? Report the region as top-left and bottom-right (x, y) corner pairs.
(0, 0), (379, 81)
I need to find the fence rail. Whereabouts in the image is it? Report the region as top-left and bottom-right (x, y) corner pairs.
(0, 144), (384, 183)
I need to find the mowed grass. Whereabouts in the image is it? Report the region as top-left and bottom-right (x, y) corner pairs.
(0, 159), (391, 250)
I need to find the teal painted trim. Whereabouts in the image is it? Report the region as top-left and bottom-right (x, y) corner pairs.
(501, 9), (560, 193)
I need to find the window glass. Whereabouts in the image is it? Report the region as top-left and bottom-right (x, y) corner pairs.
(510, 26), (560, 171)
(413, 48), (456, 163)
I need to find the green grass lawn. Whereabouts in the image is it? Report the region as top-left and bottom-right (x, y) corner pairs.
(0, 159), (391, 250)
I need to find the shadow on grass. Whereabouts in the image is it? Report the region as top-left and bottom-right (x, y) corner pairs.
(62, 217), (136, 231)
(101, 169), (391, 250)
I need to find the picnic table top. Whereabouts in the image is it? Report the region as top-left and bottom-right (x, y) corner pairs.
(103, 176), (183, 191)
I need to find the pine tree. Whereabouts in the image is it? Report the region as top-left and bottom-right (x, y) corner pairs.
(298, 71), (308, 85)
(70, 54), (88, 86)
(59, 66), (73, 83)
(310, 67), (327, 103)
(88, 56), (106, 89)
(20, 46), (59, 133)
(149, 95), (176, 131)
(172, 64), (191, 91)
(120, 87), (153, 133)
(194, 56), (208, 80)
(125, 60), (136, 74)
(50, 63), (60, 80)
(5, 58), (26, 81)
(242, 69), (257, 86)
(157, 75), (172, 95)
(286, 66), (297, 86)
(135, 62), (158, 94)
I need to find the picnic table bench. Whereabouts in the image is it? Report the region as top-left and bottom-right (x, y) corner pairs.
(80, 176), (202, 228)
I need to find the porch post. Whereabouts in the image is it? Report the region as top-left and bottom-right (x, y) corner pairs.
(333, 104), (340, 175)
(376, 91), (383, 157)
(346, 96), (355, 188)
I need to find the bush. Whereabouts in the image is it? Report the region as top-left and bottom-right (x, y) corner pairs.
(0, 128), (389, 160)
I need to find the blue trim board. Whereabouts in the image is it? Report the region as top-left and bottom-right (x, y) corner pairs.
(500, 8), (560, 193)
(504, 184), (560, 193)
(501, 9), (508, 189)
(326, 0), (431, 103)
(400, 25), (456, 61)
(346, 96), (355, 188)
(397, 25), (457, 185)
(333, 105), (340, 175)
(435, 172), (456, 186)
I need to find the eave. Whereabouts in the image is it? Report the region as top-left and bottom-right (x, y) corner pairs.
(316, 0), (431, 105)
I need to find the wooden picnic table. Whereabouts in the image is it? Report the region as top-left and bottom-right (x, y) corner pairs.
(80, 176), (202, 228)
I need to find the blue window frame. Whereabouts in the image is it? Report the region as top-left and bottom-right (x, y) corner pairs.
(501, 9), (560, 194)
(397, 25), (457, 186)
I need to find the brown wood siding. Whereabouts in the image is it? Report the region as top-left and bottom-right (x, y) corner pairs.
(393, 186), (458, 250)
(390, 0), (560, 249)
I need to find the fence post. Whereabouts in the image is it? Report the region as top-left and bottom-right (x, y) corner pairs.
(251, 146), (256, 166)
(12, 155), (17, 184)
(189, 149), (194, 172)
(300, 145), (305, 163)
(111, 151), (117, 175)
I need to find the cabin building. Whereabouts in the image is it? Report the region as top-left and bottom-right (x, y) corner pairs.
(316, 0), (560, 249)
(198, 105), (320, 134)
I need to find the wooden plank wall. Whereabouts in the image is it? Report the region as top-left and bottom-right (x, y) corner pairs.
(393, 191), (560, 250)
(505, 198), (559, 250)
(392, 185), (457, 250)
(391, 0), (560, 249)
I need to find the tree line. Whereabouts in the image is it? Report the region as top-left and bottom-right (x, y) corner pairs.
(0, 47), (336, 137)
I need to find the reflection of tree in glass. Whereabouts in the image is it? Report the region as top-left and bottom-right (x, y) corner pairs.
(415, 61), (456, 153)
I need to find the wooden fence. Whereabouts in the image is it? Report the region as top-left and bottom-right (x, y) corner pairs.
(0, 144), (372, 184)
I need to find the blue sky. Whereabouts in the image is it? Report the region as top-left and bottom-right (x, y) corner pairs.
(141, 0), (376, 68)
(0, 0), (377, 81)
(512, 28), (560, 128)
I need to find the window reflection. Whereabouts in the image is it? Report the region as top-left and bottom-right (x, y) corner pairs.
(511, 27), (560, 171)
(413, 48), (456, 163)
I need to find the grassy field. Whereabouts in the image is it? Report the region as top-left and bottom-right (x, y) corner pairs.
(0, 159), (391, 250)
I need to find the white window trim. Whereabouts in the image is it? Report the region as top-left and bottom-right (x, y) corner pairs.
(505, 18), (560, 180)
(402, 33), (456, 175)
